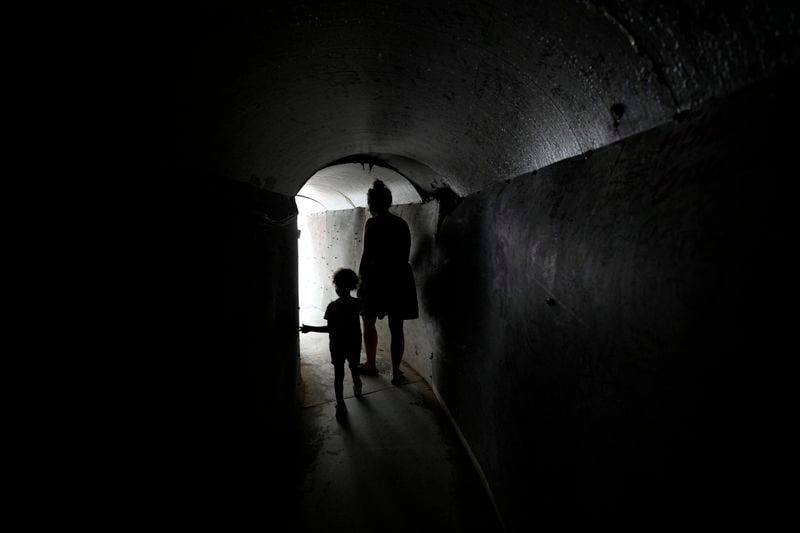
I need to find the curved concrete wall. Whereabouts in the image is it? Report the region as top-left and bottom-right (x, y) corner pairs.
(428, 73), (797, 528)
(172, 1), (799, 195)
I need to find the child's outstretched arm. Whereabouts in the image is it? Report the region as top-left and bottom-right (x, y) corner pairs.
(300, 324), (329, 334)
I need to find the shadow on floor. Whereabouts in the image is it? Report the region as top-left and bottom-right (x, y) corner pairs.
(294, 307), (503, 532)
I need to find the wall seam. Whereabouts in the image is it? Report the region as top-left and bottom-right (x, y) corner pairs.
(430, 382), (508, 533)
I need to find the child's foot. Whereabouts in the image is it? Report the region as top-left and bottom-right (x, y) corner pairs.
(353, 381), (363, 397)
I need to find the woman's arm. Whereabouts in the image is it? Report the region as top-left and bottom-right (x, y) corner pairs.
(401, 218), (411, 262)
(359, 218), (374, 276)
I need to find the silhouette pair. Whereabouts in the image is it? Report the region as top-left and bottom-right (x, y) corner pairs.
(300, 179), (419, 419)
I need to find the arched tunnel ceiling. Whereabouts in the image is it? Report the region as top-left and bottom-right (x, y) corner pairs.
(297, 162), (423, 214)
(173, 1), (799, 197)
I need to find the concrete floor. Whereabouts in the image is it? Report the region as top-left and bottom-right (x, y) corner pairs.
(295, 307), (503, 532)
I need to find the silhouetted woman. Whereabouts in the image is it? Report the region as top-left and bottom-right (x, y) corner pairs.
(357, 179), (418, 385)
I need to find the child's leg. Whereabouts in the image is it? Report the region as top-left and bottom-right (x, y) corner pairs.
(333, 360), (346, 407)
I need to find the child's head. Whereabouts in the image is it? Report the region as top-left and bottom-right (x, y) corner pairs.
(332, 268), (359, 295)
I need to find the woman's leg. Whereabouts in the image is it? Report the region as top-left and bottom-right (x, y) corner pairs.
(388, 315), (405, 377)
(348, 352), (363, 396)
(362, 314), (378, 370)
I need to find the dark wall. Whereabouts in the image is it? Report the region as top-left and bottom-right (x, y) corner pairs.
(425, 71), (797, 529)
(146, 174), (301, 525)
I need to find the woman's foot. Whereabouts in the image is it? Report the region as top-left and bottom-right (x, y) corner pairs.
(357, 363), (379, 375)
(391, 370), (408, 386)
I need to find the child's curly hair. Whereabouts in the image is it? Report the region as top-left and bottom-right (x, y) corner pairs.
(332, 268), (359, 292)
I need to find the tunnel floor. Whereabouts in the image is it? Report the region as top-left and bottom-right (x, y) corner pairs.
(294, 307), (503, 532)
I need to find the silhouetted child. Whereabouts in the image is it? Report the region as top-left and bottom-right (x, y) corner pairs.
(300, 268), (363, 420)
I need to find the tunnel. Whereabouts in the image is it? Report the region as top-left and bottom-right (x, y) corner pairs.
(155, 1), (799, 530)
